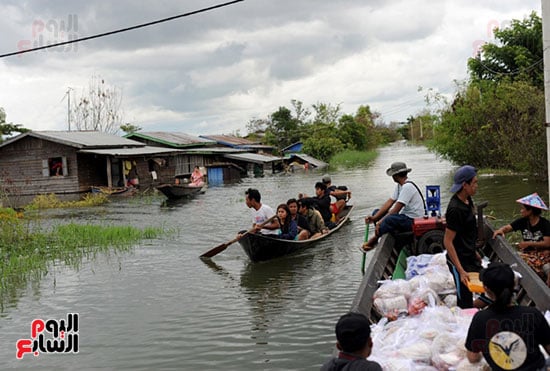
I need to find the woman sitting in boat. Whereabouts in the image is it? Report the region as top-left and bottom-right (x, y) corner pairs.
(286, 198), (311, 240)
(275, 204), (298, 240)
(492, 192), (550, 287)
(190, 166), (204, 187)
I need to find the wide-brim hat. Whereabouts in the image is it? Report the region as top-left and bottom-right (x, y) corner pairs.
(386, 162), (412, 177)
(516, 192), (548, 211)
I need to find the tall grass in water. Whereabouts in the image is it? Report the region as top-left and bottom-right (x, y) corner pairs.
(26, 193), (109, 209)
(0, 211), (169, 310)
(330, 150), (378, 169)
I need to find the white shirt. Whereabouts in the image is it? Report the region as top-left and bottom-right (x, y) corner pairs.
(391, 181), (425, 219)
(252, 204), (278, 235)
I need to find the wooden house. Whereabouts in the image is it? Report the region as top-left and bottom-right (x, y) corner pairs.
(0, 131), (184, 206)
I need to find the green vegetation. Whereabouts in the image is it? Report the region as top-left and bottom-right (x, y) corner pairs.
(0, 208), (169, 309)
(0, 107), (29, 143)
(26, 193), (109, 209)
(329, 150), (378, 169)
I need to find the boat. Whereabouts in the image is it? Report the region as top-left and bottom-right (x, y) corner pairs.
(156, 183), (206, 200)
(350, 214), (550, 324)
(90, 186), (137, 197)
(237, 205), (354, 262)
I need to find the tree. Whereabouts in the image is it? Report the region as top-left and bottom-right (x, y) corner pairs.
(0, 108), (29, 142)
(337, 114), (367, 150)
(120, 123), (142, 135)
(71, 75), (124, 134)
(468, 12), (543, 89)
(431, 80), (546, 176)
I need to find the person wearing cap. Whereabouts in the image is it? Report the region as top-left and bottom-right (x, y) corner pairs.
(361, 161), (425, 251)
(443, 165), (481, 308)
(322, 174), (351, 221)
(320, 312), (382, 371)
(493, 193), (550, 286)
(465, 262), (550, 370)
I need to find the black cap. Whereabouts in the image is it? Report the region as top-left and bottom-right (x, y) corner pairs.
(479, 262), (515, 293)
(335, 312), (371, 352)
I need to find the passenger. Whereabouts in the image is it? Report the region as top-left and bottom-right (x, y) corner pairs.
(302, 182), (335, 229)
(361, 162), (425, 251)
(320, 312), (383, 371)
(298, 198), (327, 239)
(287, 198), (311, 240)
(244, 188), (280, 235)
(443, 165), (481, 309)
(275, 203), (298, 240)
(465, 262), (550, 370)
(492, 193), (550, 286)
(190, 166), (204, 187)
(322, 175), (351, 221)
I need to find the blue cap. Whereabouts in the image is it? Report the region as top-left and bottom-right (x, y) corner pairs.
(450, 165), (477, 193)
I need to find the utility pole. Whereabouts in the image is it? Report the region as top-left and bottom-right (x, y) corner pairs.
(61, 87), (73, 131)
(543, 0), (550, 198)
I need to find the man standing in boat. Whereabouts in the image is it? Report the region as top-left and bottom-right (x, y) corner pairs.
(361, 162), (425, 251)
(244, 188), (280, 235)
(443, 165), (481, 308)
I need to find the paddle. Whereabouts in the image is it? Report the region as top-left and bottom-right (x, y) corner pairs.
(361, 222), (370, 275)
(199, 215), (278, 259)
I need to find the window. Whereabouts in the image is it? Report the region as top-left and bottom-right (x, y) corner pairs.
(43, 157), (68, 177)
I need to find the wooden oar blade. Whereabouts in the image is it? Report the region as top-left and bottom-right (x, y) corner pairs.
(200, 242), (230, 259)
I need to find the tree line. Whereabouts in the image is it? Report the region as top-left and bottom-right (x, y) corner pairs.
(1, 12), (546, 176)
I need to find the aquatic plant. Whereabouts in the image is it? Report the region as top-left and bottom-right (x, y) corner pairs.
(329, 150), (378, 169)
(26, 193), (109, 209)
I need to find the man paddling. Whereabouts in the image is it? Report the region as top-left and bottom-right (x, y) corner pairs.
(244, 188), (280, 235)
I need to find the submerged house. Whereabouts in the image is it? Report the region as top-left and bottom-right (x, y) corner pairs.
(0, 131), (184, 206)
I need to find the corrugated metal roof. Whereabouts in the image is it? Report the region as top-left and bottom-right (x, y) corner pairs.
(288, 154), (328, 169)
(79, 146), (183, 156)
(0, 131), (144, 149)
(199, 134), (259, 146)
(180, 147), (247, 154)
(223, 152), (283, 164)
(125, 132), (216, 147)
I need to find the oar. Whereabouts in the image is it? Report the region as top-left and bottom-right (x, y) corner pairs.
(361, 222), (370, 275)
(199, 215), (277, 259)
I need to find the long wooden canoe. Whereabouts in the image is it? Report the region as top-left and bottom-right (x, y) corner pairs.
(350, 217), (550, 323)
(238, 205), (354, 262)
(156, 184), (206, 199)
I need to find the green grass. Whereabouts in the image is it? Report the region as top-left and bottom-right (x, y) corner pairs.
(329, 150), (378, 168)
(26, 193), (110, 209)
(0, 216), (171, 309)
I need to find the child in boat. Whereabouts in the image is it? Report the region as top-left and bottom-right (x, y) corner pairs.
(320, 312), (382, 371)
(492, 192), (550, 287)
(275, 204), (298, 240)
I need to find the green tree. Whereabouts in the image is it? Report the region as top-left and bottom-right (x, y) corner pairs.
(468, 12), (543, 88)
(120, 123), (142, 135)
(431, 80), (546, 176)
(337, 114), (367, 150)
(0, 108), (29, 142)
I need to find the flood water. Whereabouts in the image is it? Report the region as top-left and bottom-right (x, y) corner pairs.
(1, 142), (547, 370)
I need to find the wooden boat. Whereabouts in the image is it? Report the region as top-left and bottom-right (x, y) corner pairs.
(238, 205), (354, 262)
(90, 186), (137, 197)
(156, 184), (206, 199)
(350, 216), (550, 324)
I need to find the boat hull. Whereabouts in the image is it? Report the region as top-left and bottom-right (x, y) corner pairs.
(351, 218), (550, 323)
(156, 184), (206, 199)
(238, 205), (353, 262)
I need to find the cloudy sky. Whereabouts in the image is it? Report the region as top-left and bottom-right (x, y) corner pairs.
(0, 0), (541, 136)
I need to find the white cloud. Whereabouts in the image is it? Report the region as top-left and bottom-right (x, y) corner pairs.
(0, 0), (542, 135)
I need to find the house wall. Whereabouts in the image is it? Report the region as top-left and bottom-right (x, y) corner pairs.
(0, 137), (81, 201)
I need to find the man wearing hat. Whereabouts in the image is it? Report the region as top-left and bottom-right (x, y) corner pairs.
(361, 161), (425, 251)
(465, 262), (550, 370)
(493, 192), (550, 287)
(320, 312), (382, 371)
(443, 165), (481, 308)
